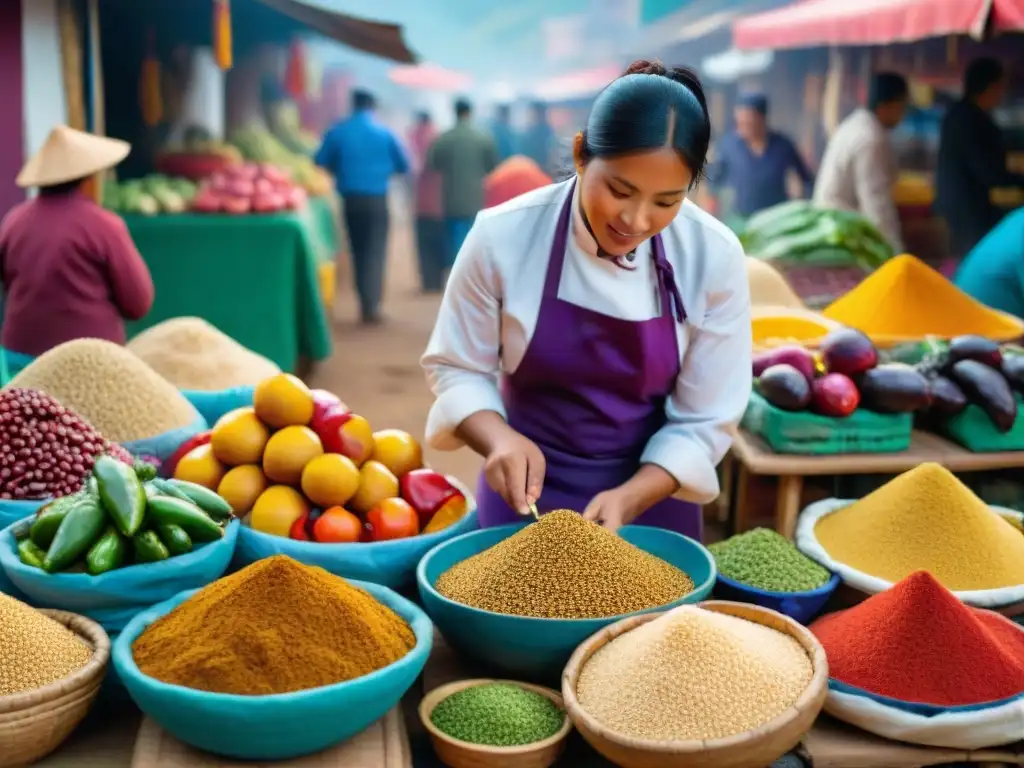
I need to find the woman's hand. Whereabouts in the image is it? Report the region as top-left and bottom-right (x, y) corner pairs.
(483, 431), (546, 516)
(582, 488), (641, 533)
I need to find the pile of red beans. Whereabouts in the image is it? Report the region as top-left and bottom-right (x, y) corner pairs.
(0, 388), (133, 500)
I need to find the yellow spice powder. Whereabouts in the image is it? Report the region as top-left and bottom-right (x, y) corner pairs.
(814, 463), (1024, 591)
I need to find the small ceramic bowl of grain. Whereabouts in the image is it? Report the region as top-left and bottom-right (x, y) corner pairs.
(419, 679), (573, 768)
(561, 601), (828, 768)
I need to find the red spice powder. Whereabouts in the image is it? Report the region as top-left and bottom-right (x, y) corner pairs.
(810, 571), (1024, 706)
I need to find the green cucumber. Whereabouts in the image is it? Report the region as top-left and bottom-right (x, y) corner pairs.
(164, 479), (234, 520)
(85, 527), (127, 575)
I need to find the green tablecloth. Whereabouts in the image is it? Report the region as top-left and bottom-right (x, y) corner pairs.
(123, 212), (332, 373)
(301, 193), (344, 264)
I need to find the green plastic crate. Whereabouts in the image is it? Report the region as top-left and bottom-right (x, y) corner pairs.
(742, 391), (914, 455)
(942, 395), (1024, 452)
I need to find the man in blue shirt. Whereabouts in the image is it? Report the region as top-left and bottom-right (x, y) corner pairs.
(709, 93), (814, 219)
(955, 208), (1024, 318)
(315, 89), (409, 325)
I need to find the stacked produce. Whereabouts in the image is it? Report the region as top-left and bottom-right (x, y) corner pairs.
(812, 571), (1024, 706)
(156, 129), (244, 181)
(127, 317), (280, 390)
(435, 510), (694, 619)
(191, 162), (309, 215)
(103, 175), (197, 215)
(810, 463), (1024, 591)
(0, 387), (132, 501)
(575, 605), (813, 740)
(1, 593), (93, 695)
(710, 528), (831, 593)
(754, 329), (930, 417)
(15, 456), (231, 575)
(132, 555), (415, 695)
(824, 254), (1023, 342)
(6, 339), (200, 444)
(430, 683), (565, 747)
(231, 125), (332, 197)
(173, 373), (467, 543)
(912, 336), (1024, 432)
(740, 201), (894, 272)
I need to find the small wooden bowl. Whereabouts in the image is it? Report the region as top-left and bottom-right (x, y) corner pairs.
(0, 609), (110, 767)
(561, 601), (828, 768)
(419, 678), (573, 768)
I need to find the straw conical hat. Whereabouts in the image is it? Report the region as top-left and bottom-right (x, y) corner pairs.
(16, 125), (130, 188)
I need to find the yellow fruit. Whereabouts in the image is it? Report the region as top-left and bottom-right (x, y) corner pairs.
(371, 429), (423, 477)
(250, 485), (309, 538)
(262, 425), (323, 485)
(350, 460), (399, 515)
(253, 373), (314, 428)
(300, 453), (360, 508)
(217, 465), (268, 515)
(210, 407), (270, 466)
(173, 444), (227, 490)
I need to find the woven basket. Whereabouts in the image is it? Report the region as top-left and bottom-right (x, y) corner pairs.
(0, 609), (110, 767)
(561, 601), (828, 768)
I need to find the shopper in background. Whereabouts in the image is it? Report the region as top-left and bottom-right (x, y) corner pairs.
(315, 89), (409, 325)
(936, 58), (1024, 259)
(519, 101), (558, 177)
(408, 111), (446, 293)
(0, 126), (154, 360)
(813, 72), (909, 252)
(490, 104), (517, 163)
(708, 93), (813, 219)
(954, 208), (1024, 318)
(429, 98), (499, 268)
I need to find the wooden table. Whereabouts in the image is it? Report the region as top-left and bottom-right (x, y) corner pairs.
(723, 429), (1024, 538)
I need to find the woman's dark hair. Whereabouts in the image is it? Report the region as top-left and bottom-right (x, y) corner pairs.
(38, 177), (89, 197)
(868, 72), (909, 109)
(579, 59), (711, 186)
(964, 57), (1004, 99)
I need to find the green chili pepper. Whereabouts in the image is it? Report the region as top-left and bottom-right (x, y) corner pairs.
(156, 523), (193, 556)
(132, 530), (170, 563)
(85, 526), (127, 575)
(133, 459), (158, 482)
(18, 538), (47, 569)
(145, 496), (224, 542)
(93, 455), (147, 537)
(29, 493), (83, 549)
(149, 478), (197, 505)
(43, 497), (107, 573)
(164, 479), (234, 521)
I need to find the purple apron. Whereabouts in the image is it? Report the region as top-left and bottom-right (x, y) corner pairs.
(476, 182), (702, 540)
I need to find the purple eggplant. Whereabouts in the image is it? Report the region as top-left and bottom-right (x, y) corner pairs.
(859, 364), (932, 414)
(1001, 354), (1024, 396)
(820, 329), (878, 377)
(752, 345), (817, 384)
(950, 359), (1017, 432)
(756, 364), (812, 411)
(948, 335), (1002, 369)
(927, 375), (968, 416)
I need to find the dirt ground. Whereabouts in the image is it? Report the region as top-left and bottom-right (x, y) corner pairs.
(309, 196), (483, 490)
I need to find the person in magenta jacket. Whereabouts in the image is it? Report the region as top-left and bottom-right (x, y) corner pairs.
(0, 125), (154, 359)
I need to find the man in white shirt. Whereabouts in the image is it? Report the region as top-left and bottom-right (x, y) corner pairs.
(813, 73), (909, 252)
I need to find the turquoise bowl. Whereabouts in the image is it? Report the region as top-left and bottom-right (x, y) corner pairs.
(416, 522), (716, 683)
(113, 580), (433, 760)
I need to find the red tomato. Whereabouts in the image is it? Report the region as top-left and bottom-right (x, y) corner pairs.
(312, 506), (362, 543)
(365, 498), (420, 542)
(289, 513), (311, 541)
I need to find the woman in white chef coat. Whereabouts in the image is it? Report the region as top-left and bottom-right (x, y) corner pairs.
(421, 60), (752, 539)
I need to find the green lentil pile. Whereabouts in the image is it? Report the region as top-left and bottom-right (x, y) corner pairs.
(435, 510), (694, 618)
(709, 528), (831, 593)
(576, 605), (812, 741)
(430, 683), (565, 747)
(1, 593), (93, 695)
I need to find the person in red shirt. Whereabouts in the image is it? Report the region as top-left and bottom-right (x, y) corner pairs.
(483, 155), (552, 210)
(0, 126), (154, 359)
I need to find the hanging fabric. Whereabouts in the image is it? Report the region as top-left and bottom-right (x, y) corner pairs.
(140, 28), (163, 127)
(214, 0), (233, 71)
(284, 39), (307, 100)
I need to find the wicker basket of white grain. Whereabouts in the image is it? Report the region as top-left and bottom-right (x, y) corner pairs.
(561, 601), (828, 768)
(5, 338), (205, 458)
(127, 317), (279, 391)
(0, 597), (111, 768)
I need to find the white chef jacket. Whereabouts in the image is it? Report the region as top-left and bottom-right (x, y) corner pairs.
(421, 179), (752, 503)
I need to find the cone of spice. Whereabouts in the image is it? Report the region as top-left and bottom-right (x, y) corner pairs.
(710, 528), (831, 593)
(813, 463), (1024, 590)
(811, 571), (1024, 706)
